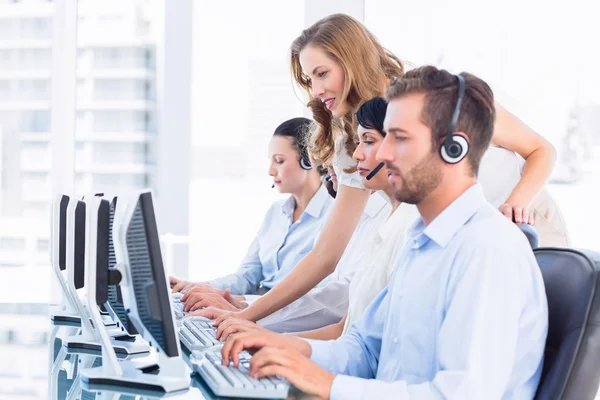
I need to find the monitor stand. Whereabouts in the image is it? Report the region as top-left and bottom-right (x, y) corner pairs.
(81, 356), (190, 397)
(62, 333), (150, 357)
(79, 278), (189, 395)
(51, 311), (117, 328)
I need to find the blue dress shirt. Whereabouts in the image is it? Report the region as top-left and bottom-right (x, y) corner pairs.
(209, 184), (333, 295)
(308, 184), (548, 400)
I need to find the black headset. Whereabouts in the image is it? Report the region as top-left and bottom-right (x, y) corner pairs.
(299, 147), (312, 170)
(440, 74), (469, 164)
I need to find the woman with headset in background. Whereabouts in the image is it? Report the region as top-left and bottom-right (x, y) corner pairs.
(170, 117), (334, 309)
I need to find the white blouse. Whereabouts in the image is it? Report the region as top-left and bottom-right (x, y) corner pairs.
(343, 202), (419, 333)
(333, 134), (364, 189)
(480, 145), (570, 246)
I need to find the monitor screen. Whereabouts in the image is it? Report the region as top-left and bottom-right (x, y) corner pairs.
(74, 200), (86, 290)
(107, 197), (138, 335)
(121, 192), (178, 357)
(58, 195), (70, 271)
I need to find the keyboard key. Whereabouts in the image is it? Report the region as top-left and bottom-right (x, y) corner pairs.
(200, 361), (230, 387)
(215, 364), (245, 389)
(205, 351), (221, 365)
(194, 351), (289, 398)
(231, 367), (258, 389)
(193, 320), (213, 330)
(183, 319), (195, 330)
(179, 327), (196, 344)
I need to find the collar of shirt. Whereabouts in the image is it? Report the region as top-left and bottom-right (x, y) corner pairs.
(281, 184), (330, 219)
(408, 183), (488, 249)
(377, 202), (418, 244)
(364, 191), (389, 219)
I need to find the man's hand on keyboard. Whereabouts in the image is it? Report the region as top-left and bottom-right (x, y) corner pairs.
(216, 317), (267, 341)
(183, 289), (247, 312)
(221, 331), (312, 367)
(249, 347), (334, 400)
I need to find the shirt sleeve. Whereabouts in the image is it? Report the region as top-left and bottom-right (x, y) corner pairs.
(315, 244), (545, 400)
(305, 285), (390, 379)
(338, 170), (364, 189)
(208, 234), (264, 295)
(256, 275), (350, 333)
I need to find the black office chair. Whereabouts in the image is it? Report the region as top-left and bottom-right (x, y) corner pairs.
(518, 223), (540, 249)
(534, 247), (600, 399)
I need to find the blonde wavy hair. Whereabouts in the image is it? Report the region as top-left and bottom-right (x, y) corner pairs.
(291, 13), (405, 170)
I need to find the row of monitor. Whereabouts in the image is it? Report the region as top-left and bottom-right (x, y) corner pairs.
(50, 191), (189, 395)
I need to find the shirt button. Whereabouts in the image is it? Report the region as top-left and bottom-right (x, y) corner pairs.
(393, 337), (399, 344)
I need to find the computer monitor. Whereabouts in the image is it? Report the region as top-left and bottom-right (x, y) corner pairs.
(50, 194), (117, 328)
(51, 194), (78, 323)
(57, 195), (69, 272)
(106, 197), (138, 336)
(61, 195), (150, 356)
(118, 191), (180, 357)
(74, 200), (86, 290)
(64, 198), (96, 341)
(81, 191), (189, 394)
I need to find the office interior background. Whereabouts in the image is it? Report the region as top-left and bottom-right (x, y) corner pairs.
(0, 0), (598, 398)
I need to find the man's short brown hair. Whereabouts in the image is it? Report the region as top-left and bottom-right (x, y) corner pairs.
(385, 66), (496, 175)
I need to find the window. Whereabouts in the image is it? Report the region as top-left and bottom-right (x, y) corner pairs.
(18, 111), (51, 132)
(94, 79), (146, 101)
(0, 238), (25, 251)
(93, 110), (147, 132)
(21, 142), (50, 167)
(0, 81), (12, 101)
(0, 263), (24, 268)
(19, 49), (51, 70)
(144, 49), (155, 70)
(17, 80), (49, 101)
(36, 239), (48, 253)
(92, 142), (146, 164)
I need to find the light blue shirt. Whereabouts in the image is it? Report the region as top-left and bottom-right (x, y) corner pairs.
(308, 184), (548, 400)
(210, 184), (333, 295)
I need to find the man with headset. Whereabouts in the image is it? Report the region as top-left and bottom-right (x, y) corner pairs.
(220, 66), (548, 399)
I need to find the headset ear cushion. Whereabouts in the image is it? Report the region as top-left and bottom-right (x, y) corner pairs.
(440, 135), (469, 164)
(300, 157), (313, 170)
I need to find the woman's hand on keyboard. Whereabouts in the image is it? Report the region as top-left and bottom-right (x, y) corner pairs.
(171, 279), (218, 295)
(170, 276), (188, 292)
(216, 318), (267, 341)
(180, 283), (224, 296)
(188, 306), (233, 322)
(183, 289), (247, 312)
(213, 308), (253, 328)
(221, 331), (312, 367)
(249, 347), (335, 400)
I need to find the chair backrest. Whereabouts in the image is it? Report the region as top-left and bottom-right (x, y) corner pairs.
(518, 223), (539, 249)
(534, 247), (600, 400)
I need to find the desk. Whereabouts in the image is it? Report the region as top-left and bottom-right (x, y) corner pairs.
(50, 337), (317, 400)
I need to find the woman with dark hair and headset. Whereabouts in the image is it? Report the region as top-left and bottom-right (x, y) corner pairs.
(170, 117), (334, 310)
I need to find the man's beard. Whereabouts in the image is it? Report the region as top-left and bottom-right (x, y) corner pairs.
(390, 151), (442, 205)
